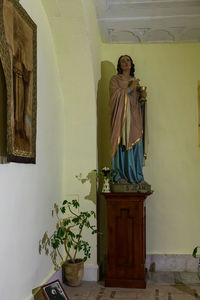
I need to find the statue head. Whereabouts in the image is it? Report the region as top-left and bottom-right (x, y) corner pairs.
(117, 55), (135, 76)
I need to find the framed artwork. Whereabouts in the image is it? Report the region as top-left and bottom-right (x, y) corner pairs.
(0, 0), (37, 163)
(42, 280), (69, 300)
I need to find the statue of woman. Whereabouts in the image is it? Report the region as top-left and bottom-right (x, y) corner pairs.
(110, 55), (147, 184)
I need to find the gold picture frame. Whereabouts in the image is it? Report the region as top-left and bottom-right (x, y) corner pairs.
(0, 0), (37, 163)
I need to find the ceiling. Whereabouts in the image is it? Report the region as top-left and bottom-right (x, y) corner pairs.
(93, 0), (200, 43)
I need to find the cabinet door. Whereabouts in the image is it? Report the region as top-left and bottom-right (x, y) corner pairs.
(107, 197), (145, 280)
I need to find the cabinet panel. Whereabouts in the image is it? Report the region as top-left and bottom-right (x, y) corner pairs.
(103, 193), (149, 288)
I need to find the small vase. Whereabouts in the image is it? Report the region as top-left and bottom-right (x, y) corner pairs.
(102, 177), (110, 193)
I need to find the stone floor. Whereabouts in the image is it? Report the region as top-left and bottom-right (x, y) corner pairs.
(64, 272), (200, 300)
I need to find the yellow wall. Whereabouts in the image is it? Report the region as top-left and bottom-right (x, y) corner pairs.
(101, 43), (200, 254)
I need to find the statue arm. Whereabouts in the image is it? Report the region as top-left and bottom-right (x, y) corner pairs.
(109, 76), (127, 157)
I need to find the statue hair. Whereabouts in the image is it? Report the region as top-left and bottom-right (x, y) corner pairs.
(117, 55), (135, 77)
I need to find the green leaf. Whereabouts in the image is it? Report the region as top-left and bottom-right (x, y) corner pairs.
(76, 234), (82, 239)
(193, 246), (199, 258)
(60, 207), (66, 213)
(67, 241), (72, 248)
(85, 221), (90, 228)
(63, 200), (68, 205)
(64, 219), (71, 226)
(72, 217), (80, 223)
(51, 238), (60, 249)
(91, 211), (96, 217)
(57, 227), (66, 238)
(76, 242), (82, 251)
(68, 231), (75, 238)
(83, 212), (90, 217)
(72, 199), (79, 208)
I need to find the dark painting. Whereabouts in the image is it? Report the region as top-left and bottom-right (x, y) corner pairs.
(0, 0), (37, 163)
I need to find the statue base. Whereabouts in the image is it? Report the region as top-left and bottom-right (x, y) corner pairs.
(102, 191), (152, 288)
(111, 182), (152, 193)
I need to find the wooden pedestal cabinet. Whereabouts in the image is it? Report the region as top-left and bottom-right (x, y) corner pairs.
(103, 192), (150, 289)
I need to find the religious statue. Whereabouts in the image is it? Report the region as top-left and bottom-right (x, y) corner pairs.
(110, 55), (148, 186)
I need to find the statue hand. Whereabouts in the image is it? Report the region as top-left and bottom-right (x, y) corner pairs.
(140, 90), (147, 99)
(128, 78), (140, 91)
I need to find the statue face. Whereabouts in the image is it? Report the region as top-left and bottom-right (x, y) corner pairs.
(119, 56), (131, 73)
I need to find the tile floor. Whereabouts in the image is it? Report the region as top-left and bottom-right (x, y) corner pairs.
(64, 272), (200, 300)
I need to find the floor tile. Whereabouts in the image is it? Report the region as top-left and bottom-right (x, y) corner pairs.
(180, 272), (200, 284)
(113, 290), (137, 298)
(148, 272), (175, 285)
(64, 272), (200, 300)
(168, 294), (195, 300)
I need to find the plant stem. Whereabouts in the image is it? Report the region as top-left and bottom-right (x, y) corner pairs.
(68, 205), (79, 217)
(73, 225), (83, 260)
(64, 240), (73, 262)
(57, 248), (64, 262)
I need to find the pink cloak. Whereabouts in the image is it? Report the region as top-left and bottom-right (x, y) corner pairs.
(110, 74), (143, 158)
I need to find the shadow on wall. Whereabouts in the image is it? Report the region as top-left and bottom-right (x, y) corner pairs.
(97, 61), (116, 171)
(97, 61), (116, 279)
(75, 171), (97, 204)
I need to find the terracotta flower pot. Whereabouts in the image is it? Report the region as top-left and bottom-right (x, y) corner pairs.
(63, 259), (84, 286)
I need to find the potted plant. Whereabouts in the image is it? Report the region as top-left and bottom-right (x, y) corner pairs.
(39, 199), (98, 286)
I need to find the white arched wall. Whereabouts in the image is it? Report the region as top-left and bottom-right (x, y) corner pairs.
(0, 0), (101, 298)
(0, 0), (65, 299)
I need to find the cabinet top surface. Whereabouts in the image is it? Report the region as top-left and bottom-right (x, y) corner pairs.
(101, 191), (152, 199)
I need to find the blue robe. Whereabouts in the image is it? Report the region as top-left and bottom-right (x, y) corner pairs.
(112, 139), (144, 184)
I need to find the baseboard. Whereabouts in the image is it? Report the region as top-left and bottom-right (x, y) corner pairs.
(83, 264), (99, 281)
(146, 254), (199, 272)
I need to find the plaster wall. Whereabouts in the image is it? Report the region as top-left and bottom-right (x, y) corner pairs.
(0, 0), (64, 299)
(41, 0), (101, 269)
(101, 43), (200, 254)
